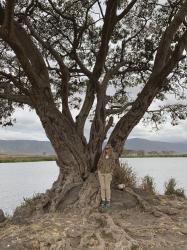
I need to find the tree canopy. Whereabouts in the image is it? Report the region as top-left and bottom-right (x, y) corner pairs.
(0, 0), (187, 155)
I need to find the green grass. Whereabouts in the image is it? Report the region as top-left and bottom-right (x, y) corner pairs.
(21, 193), (43, 209)
(0, 155), (57, 163)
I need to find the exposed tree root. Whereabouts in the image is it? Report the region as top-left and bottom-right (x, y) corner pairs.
(72, 173), (101, 212)
(125, 187), (164, 217)
(86, 212), (140, 250)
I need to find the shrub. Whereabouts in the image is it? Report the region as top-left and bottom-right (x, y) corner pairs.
(164, 178), (176, 195)
(4, 212), (13, 222)
(112, 162), (137, 188)
(175, 188), (185, 197)
(20, 193), (43, 209)
(140, 175), (156, 194)
(164, 178), (185, 197)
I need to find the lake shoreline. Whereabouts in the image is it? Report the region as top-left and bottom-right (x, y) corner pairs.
(123, 154), (187, 158)
(0, 154), (187, 163)
(0, 155), (57, 163)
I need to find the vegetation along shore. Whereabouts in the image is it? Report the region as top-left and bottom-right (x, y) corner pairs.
(0, 155), (57, 163)
(0, 153), (187, 163)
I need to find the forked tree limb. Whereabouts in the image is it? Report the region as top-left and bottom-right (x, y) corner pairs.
(109, 1), (187, 155)
(153, 0), (187, 76)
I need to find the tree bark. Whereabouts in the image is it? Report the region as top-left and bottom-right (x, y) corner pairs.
(29, 89), (101, 212)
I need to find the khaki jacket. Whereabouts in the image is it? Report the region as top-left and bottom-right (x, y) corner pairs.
(97, 152), (116, 174)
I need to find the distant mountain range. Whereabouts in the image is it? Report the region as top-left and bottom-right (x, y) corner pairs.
(0, 140), (55, 155)
(0, 138), (187, 155)
(125, 138), (187, 154)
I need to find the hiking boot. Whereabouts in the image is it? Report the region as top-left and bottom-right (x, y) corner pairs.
(100, 200), (106, 208)
(105, 200), (111, 208)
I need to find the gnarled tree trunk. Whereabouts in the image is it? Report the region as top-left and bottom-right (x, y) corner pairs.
(31, 91), (102, 212)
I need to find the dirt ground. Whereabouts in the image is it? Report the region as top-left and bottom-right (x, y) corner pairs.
(0, 189), (187, 250)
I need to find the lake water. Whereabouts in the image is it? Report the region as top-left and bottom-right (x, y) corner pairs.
(123, 158), (187, 195)
(0, 161), (59, 215)
(0, 158), (186, 215)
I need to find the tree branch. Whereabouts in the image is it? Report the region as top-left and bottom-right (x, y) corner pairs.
(0, 70), (29, 95)
(0, 92), (32, 106)
(47, 0), (76, 23)
(103, 116), (113, 138)
(116, 0), (138, 22)
(106, 102), (134, 116)
(38, 0), (94, 132)
(92, 0), (118, 83)
(87, 0), (120, 157)
(0, 20), (49, 89)
(153, 0), (187, 76)
(71, 52), (92, 78)
(97, 0), (104, 19)
(75, 83), (95, 134)
(102, 61), (128, 86)
(108, 1), (187, 155)
(2, 0), (16, 32)
(26, 19), (69, 81)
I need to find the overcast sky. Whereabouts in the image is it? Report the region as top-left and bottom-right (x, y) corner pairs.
(0, 107), (187, 143)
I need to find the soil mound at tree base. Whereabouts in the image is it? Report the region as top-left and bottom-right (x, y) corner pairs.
(0, 190), (187, 250)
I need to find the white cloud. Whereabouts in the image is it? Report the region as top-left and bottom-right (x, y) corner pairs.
(0, 108), (47, 141)
(0, 107), (187, 143)
(130, 119), (187, 143)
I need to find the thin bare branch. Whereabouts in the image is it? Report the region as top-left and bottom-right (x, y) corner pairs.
(71, 52), (92, 78)
(97, 0), (104, 19)
(0, 70), (29, 94)
(116, 0), (138, 22)
(26, 19), (69, 82)
(102, 61), (128, 86)
(47, 0), (76, 23)
(106, 102), (134, 116)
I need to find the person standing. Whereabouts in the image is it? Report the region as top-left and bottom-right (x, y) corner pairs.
(97, 144), (116, 208)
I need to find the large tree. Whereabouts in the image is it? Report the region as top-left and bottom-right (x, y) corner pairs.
(0, 0), (187, 211)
